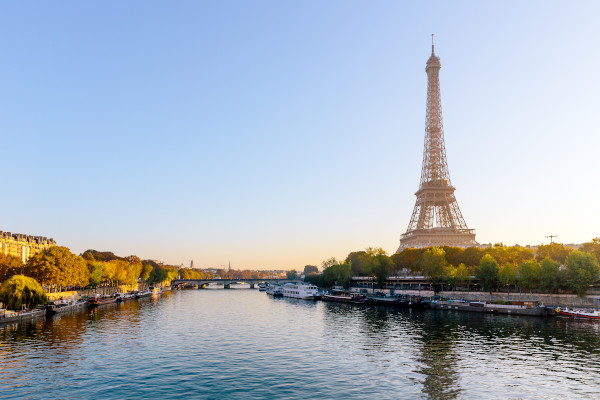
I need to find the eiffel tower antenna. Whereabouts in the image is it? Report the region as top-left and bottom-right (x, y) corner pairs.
(397, 38), (477, 251)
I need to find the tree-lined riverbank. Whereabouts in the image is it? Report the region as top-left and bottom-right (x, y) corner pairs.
(306, 239), (600, 296)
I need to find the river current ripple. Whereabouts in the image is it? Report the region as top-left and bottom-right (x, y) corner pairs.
(1, 289), (599, 399)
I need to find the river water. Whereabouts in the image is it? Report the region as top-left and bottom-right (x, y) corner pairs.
(1, 289), (599, 399)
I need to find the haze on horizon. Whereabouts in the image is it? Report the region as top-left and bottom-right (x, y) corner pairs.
(1, 1), (599, 270)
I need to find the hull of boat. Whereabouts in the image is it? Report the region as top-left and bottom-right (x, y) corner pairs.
(46, 302), (86, 315)
(556, 310), (600, 320)
(322, 295), (367, 304)
(88, 297), (117, 306)
(366, 298), (411, 307)
(0, 309), (46, 324)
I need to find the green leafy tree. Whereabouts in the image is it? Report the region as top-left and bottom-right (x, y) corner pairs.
(498, 263), (517, 294)
(565, 251), (600, 296)
(518, 260), (541, 293)
(539, 257), (562, 294)
(476, 254), (499, 292)
(0, 275), (47, 310)
(455, 263), (472, 289)
(391, 248), (426, 275)
(417, 247), (447, 292)
(88, 262), (105, 287)
(321, 257), (340, 270)
(25, 246), (90, 289)
(365, 247), (387, 257)
(286, 270), (299, 280)
(346, 251), (371, 276)
(580, 238), (600, 264)
(536, 243), (572, 264)
(459, 247), (484, 267)
(444, 264), (458, 289)
(370, 255), (394, 288)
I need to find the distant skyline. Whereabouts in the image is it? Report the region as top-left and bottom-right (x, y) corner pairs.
(1, 2), (599, 269)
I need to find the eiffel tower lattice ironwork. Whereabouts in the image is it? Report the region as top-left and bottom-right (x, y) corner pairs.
(397, 37), (477, 251)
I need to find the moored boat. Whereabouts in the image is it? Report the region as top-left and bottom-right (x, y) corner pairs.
(435, 299), (549, 316)
(135, 290), (152, 298)
(282, 283), (319, 299)
(46, 299), (87, 315)
(87, 294), (117, 306)
(556, 307), (600, 320)
(258, 283), (267, 291)
(322, 293), (368, 304)
(0, 308), (46, 324)
(366, 294), (410, 307)
(114, 293), (135, 302)
(266, 284), (283, 297)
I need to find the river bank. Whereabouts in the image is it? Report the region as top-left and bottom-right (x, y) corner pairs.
(350, 287), (600, 307)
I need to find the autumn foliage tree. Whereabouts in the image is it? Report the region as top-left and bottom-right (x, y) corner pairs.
(25, 246), (89, 289)
(0, 254), (24, 283)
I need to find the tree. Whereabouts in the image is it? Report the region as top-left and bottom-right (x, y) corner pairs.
(140, 262), (154, 281)
(370, 255), (394, 288)
(81, 250), (123, 262)
(88, 262), (105, 287)
(565, 251), (600, 296)
(459, 247), (484, 267)
(441, 246), (464, 267)
(303, 265), (318, 275)
(0, 253), (24, 282)
(498, 263), (517, 294)
(455, 263), (472, 289)
(286, 270), (299, 280)
(476, 254), (499, 292)
(0, 275), (47, 310)
(580, 238), (600, 264)
(417, 247), (447, 292)
(365, 247), (387, 257)
(346, 251), (371, 276)
(536, 243), (572, 264)
(518, 260), (541, 293)
(539, 257), (562, 294)
(444, 265), (458, 289)
(320, 263), (352, 289)
(25, 246), (90, 289)
(321, 257), (340, 270)
(392, 248), (426, 274)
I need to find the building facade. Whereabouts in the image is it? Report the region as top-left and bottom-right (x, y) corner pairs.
(0, 231), (56, 263)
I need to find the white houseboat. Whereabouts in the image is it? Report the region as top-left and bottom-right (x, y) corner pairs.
(282, 283), (318, 300)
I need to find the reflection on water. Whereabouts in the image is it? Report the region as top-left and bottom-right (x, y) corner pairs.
(1, 290), (599, 399)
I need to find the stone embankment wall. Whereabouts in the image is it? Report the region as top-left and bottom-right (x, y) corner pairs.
(350, 287), (600, 308)
(0, 231), (56, 263)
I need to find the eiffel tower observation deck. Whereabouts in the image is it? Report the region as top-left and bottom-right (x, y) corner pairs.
(398, 37), (477, 251)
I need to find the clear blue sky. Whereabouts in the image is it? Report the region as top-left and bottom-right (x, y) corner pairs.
(1, 1), (599, 269)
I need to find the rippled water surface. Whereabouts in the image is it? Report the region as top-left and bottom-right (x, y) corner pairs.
(1, 289), (600, 399)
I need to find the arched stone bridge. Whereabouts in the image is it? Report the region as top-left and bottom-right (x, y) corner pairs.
(170, 278), (303, 289)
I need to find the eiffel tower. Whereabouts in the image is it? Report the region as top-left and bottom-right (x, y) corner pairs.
(397, 37), (477, 251)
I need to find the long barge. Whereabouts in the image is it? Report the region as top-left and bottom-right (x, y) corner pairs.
(434, 300), (550, 316)
(87, 295), (118, 306)
(46, 300), (87, 315)
(0, 308), (46, 324)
